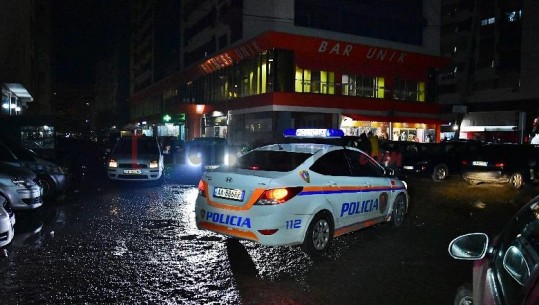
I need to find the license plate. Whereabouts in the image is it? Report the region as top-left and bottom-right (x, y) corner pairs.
(403, 166), (414, 170)
(124, 169), (142, 174)
(213, 187), (245, 201)
(472, 161), (488, 167)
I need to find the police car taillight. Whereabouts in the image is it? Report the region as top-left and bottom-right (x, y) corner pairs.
(255, 187), (303, 205)
(198, 179), (206, 197)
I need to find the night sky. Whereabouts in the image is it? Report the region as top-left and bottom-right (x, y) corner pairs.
(51, 0), (130, 84)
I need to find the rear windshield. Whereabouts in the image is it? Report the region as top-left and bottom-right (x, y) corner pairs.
(476, 145), (533, 159)
(237, 150), (311, 172)
(114, 137), (160, 155)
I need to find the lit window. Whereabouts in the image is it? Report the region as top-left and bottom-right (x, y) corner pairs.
(506, 10), (522, 22)
(481, 17), (495, 26)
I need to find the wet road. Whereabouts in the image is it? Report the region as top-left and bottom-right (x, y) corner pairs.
(1, 171), (537, 305)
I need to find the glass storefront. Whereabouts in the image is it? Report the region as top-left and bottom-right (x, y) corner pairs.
(341, 117), (436, 142)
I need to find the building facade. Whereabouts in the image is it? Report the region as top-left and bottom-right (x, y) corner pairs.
(0, 0), (52, 116)
(129, 0), (448, 145)
(438, 0), (539, 143)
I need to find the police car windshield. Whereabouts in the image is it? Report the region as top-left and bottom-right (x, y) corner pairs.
(237, 150), (311, 172)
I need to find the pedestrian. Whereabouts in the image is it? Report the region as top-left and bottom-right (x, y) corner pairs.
(358, 132), (372, 155)
(400, 131), (407, 141)
(368, 131), (379, 160)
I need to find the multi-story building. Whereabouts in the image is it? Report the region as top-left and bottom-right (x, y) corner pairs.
(438, 0), (539, 143)
(129, 0), (449, 146)
(0, 0), (52, 116)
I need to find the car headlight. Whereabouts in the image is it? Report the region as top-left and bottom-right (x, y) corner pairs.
(12, 177), (26, 187)
(12, 177), (34, 188)
(224, 153), (237, 166)
(108, 159), (118, 168)
(188, 152), (202, 166)
(149, 160), (159, 169)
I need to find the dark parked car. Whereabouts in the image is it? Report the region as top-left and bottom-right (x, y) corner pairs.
(378, 140), (425, 178)
(449, 194), (539, 305)
(0, 137), (68, 199)
(461, 144), (539, 189)
(400, 140), (482, 182)
(53, 137), (108, 187)
(184, 137), (232, 170)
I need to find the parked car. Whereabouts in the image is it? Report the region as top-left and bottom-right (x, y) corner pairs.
(107, 135), (164, 182)
(0, 196), (15, 247)
(400, 140), (482, 182)
(0, 137), (68, 199)
(184, 137), (233, 170)
(448, 194), (539, 305)
(378, 140), (424, 178)
(461, 144), (539, 189)
(0, 163), (43, 210)
(53, 137), (108, 186)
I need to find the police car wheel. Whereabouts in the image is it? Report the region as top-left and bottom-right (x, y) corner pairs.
(303, 214), (333, 254)
(391, 195), (407, 227)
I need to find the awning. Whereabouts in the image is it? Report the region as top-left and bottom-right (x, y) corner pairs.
(3, 83), (33, 102)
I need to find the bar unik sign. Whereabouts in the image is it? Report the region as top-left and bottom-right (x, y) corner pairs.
(318, 40), (408, 64)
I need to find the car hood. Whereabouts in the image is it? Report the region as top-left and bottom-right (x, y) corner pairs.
(0, 163), (37, 179)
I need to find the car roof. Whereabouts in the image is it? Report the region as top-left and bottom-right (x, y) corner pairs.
(255, 142), (340, 155)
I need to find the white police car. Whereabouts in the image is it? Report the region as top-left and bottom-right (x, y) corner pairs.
(195, 129), (409, 254)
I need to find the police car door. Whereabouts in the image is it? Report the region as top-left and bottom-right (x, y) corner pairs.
(344, 149), (391, 223)
(309, 149), (364, 229)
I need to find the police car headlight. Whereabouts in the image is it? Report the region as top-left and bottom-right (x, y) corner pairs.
(255, 187), (303, 205)
(402, 180), (408, 190)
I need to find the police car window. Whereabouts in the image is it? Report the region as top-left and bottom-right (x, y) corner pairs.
(310, 150), (352, 176)
(493, 202), (539, 304)
(237, 150), (311, 172)
(345, 150), (383, 177)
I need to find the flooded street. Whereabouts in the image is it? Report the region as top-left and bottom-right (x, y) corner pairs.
(1, 174), (536, 305)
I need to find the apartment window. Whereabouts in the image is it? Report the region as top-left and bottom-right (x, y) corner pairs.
(342, 74), (385, 98)
(295, 67), (335, 95)
(506, 10), (522, 23)
(481, 17), (495, 26)
(393, 79), (425, 102)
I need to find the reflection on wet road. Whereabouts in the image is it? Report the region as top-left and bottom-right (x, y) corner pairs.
(0, 177), (530, 304)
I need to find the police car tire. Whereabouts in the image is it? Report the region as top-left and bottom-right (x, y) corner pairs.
(302, 213), (334, 255)
(391, 195), (407, 227)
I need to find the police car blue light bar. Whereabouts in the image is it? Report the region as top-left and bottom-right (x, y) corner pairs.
(283, 128), (344, 138)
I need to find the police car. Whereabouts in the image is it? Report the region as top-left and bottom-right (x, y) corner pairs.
(195, 129), (409, 254)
